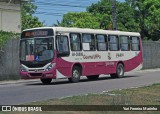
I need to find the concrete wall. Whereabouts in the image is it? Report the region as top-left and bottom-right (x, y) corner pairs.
(0, 38), (20, 80)
(0, 0), (21, 33)
(0, 39), (160, 80)
(142, 41), (160, 69)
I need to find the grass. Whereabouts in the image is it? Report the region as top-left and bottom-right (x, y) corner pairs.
(1, 83), (160, 114)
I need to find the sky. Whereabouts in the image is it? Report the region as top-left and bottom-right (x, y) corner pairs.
(33, 0), (125, 26)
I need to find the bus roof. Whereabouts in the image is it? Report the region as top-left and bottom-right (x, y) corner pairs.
(23, 26), (140, 36)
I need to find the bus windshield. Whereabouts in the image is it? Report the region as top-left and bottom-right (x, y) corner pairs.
(20, 37), (54, 62)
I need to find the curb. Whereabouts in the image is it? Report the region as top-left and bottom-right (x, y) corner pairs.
(0, 79), (40, 85)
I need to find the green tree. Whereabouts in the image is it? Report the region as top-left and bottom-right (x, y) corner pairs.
(87, 0), (112, 29)
(87, 0), (139, 31)
(53, 20), (61, 27)
(133, 0), (160, 40)
(21, 2), (44, 30)
(61, 12), (99, 29)
(61, 1), (112, 29)
(60, 0), (160, 40)
(116, 2), (139, 32)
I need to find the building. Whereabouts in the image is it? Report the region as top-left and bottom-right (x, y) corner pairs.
(0, 0), (21, 33)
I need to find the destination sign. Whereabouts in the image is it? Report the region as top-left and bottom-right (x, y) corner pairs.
(21, 29), (54, 38)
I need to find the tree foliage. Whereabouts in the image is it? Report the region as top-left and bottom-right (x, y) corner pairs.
(61, 12), (100, 29)
(21, 2), (44, 30)
(134, 0), (160, 40)
(60, 0), (160, 40)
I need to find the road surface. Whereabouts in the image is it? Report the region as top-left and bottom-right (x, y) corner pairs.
(0, 69), (160, 105)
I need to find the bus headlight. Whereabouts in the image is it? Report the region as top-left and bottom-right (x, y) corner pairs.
(20, 65), (28, 72)
(46, 63), (55, 71)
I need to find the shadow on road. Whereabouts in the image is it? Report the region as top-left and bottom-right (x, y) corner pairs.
(25, 75), (141, 86)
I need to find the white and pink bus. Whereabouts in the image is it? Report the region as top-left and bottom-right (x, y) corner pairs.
(20, 27), (143, 84)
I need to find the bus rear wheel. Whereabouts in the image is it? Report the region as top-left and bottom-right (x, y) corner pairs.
(87, 75), (99, 80)
(68, 66), (81, 83)
(40, 78), (52, 84)
(110, 63), (124, 78)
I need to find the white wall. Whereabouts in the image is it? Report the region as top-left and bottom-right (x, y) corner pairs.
(0, 1), (21, 33)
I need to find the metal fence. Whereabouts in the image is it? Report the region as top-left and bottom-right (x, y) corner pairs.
(0, 39), (160, 80)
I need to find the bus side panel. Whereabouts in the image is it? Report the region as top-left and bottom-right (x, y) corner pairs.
(56, 57), (73, 78)
(80, 62), (96, 76)
(82, 61), (117, 76)
(55, 58), (117, 77)
(55, 51), (143, 78)
(68, 61), (116, 76)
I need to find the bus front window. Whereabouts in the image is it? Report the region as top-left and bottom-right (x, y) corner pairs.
(20, 38), (54, 62)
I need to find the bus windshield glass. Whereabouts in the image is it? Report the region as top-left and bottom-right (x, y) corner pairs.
(20, 37), (54, 62)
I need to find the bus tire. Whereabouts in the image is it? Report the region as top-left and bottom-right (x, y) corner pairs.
(87, 75), (99, 80)
(68, 66), (81, 83)
(40, 78), (52, 84)
(110, 63), (124, 78)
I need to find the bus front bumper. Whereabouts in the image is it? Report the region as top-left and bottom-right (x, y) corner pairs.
(20, 63), (56, 79)
(20, 71), (56, 79)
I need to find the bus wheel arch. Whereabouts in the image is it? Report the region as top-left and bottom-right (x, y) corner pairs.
(68, 63), (82, 83)
(110, 61), (125, 78)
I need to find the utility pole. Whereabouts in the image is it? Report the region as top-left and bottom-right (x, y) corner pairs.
(112, 0), (118, 30)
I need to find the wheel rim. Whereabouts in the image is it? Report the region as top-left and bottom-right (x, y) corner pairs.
(73, 69), (79, 79)
(118, 66), (123, 76)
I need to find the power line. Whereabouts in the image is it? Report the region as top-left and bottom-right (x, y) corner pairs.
(35, 11), (64, 15)
(35, 7), (71, 12)
(31, 0), (100, 25)
(35, 6), (86, 13)
(33, 0), (99, 6)
(34, 13), (63, 16)
(34, 2), (89, 8)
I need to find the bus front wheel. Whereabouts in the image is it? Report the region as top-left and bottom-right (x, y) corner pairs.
(110, 63), (124, 78)
(68, 66), (81, 83)
(40, 78), (52, 84)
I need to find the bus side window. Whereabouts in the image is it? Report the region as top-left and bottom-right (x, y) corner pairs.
(131, 36), (140, 51)
(70, 33), (81, 51)
(56, 35), (70, 57)
(120, 36), (130, 51)
(82, 34), (95, 51)
(108, 35), (119, 51)
(96, 34), (108, 51)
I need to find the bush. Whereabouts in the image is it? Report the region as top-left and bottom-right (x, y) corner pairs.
(0, 31), (20, 48)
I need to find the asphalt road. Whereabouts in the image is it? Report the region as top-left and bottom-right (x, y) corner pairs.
(0, 69), (160, 105)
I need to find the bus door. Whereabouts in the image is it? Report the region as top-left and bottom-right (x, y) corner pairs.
(56, 34), (70, 77)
